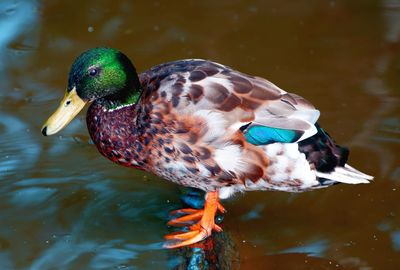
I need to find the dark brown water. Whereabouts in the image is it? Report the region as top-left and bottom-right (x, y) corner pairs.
(0, 0), (399, 269)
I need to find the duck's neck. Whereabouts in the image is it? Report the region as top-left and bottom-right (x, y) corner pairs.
(101, 88), (142, 111)
(100, 70), (143, 111)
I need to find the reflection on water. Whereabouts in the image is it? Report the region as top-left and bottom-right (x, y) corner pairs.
(0, 0), (39, 93)
(0, 0), (399, 269)
(0, 113), (40, 177)
(279, 240), (328, 257)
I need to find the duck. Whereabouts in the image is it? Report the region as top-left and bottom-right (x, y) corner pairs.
(42, 47), (373, 248)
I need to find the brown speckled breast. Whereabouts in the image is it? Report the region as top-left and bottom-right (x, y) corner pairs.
(86, 103), (151, 170)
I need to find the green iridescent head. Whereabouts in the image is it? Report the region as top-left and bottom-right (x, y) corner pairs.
(41, 48), (142, 136)
(68, 47), (141, 104)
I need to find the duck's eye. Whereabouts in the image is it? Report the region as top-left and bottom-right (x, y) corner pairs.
(88, 68), (99, 77)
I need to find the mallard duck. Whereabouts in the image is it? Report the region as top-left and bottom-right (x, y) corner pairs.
(42, 48), (373, 248)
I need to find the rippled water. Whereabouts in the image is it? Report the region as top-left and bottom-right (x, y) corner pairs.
(0, 0), (399, 269)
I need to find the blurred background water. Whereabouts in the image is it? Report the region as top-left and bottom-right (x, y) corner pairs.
(0, 0), (399, 269)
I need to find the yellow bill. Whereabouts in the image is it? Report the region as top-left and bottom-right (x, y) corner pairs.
(41, 87), (87, 136)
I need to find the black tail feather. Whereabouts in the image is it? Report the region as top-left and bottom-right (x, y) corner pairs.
(298, 124), (349, 172)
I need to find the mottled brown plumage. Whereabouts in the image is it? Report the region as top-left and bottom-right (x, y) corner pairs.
(83, 58), (372, 194)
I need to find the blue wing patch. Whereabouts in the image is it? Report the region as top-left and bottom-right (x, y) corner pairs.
(244, 125), (303, 145)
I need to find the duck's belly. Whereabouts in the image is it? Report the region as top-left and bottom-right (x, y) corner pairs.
(151, 160), (221, 191)
(149, 142), (320, 197)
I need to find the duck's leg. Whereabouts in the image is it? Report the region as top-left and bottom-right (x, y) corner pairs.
(164, 190), (225, 248)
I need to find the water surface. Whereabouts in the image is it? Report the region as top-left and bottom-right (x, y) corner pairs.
(0, 0), (399, 269)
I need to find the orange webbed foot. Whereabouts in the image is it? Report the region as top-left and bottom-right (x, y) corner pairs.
(164, 191), (225, 248)
(167, 209), (204, 226)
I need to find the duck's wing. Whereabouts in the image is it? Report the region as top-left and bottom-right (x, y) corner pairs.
(141, 59), (320, 145)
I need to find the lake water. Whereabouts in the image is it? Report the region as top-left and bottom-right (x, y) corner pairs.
(0, 0), (399, 269)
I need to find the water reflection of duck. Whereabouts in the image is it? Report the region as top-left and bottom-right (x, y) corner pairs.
(41, 47), (373, 248)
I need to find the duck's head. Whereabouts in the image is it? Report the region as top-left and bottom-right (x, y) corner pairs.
(41, 47), (141, 136)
